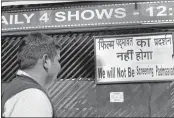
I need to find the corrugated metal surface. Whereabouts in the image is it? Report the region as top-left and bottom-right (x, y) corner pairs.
(2, 28), (169, 82)
(48, 80), (174, 117)
(1, 28), (174, 117)
(95, 83), (150, 117)
(1, 32), (96, 82)
(48, 81), (148, 117)
(150, 83), (174, 117)
(49, 80), (97, 117)
(1, 36), (24, 82)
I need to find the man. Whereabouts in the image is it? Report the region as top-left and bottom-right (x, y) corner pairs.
(2, 33), (61, 117)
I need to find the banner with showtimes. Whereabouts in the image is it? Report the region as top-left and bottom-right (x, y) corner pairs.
(2, 1), (174, 32)
(94, 32), (174, 84)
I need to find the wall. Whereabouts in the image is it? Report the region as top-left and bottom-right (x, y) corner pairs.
(2, 28), (174, 117)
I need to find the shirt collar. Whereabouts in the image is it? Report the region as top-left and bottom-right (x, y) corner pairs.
(16, 70), (33, 79)
(16, 70), (45, 90)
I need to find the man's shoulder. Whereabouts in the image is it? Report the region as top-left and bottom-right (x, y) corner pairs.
(18, 88), (47, 96)
(4, 88), (53, 117)
(6, 88), (52, 107)
(13, 88), (50, 101)
(2, 76), (47, 106)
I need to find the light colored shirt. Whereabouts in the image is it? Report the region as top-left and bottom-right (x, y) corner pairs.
(3, 70), (53, 117)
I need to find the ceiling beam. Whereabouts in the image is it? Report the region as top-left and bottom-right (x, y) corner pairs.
(2, 1), (71, 6)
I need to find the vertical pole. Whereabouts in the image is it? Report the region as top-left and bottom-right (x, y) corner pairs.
(148, 83), (151, 117)
(172, 32), (174, 59)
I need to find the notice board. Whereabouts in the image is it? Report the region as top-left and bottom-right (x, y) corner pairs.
(94, 32), (174, 84)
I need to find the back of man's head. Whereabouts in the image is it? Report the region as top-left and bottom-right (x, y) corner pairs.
(18, 32), (61, 70)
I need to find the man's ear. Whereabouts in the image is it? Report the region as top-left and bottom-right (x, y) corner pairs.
(42, 54), (50, 72)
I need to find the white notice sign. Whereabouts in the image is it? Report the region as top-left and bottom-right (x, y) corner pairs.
(110, 92), (124, 103)
(94, 33), (174, 84)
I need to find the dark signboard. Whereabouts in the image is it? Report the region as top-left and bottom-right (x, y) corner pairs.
(2, 1), (174, 32)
